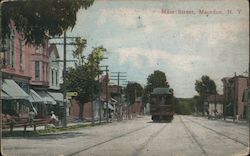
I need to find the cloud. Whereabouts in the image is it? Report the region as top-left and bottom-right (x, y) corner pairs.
(96, 8), (176, 34)
(116, 47), (204, 72)
(185, 21), (248, 45)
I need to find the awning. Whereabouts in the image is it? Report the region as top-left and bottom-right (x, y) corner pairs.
(1, 91), (11, 100)
(35, 90), (56, 105)
(2, 79), (29, 99)
(28, 89), (44, 103)
(48, 92), (63, 102)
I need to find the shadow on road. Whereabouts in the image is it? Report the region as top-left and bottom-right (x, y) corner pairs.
(147, 121), (173, 123)
(3, 131), (88, 140)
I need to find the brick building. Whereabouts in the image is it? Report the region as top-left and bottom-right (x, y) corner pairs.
(0, 22), (61, 119)
(221, 75), (248, 119)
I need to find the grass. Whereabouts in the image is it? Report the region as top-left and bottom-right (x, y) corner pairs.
(2, 123), (97, 137)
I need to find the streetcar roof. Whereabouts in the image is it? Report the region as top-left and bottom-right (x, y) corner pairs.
(151, 88), (172, 95)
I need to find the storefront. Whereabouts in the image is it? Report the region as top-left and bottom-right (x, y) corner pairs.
(1, 79), (31, 117)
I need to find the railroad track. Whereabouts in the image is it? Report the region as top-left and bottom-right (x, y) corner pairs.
(190, 116), (248, 137)
(184, 116), (248, 147)
(132, 124), (167, 156)
(179, 116), (207, 156)
(67, 123), (156, 156)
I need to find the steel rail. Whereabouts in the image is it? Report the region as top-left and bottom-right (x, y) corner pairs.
(179, 116), (207, 156)
(67, 123), (154, 156)
(184, 117), (248, 147)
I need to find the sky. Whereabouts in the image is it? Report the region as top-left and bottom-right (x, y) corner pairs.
(58, 0), (249, 98)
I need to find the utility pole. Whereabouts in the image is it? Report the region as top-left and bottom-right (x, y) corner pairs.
(248, 32), (250, 154)
(0, 2), (3, 154)
(62, 31), (67, 127)
(91, 63), (94, 126)
(100, 65), (109, 123)
(110, 72), (127, 120)
(97, 71), (101, 124)
(233, 72), (237, 122)
(50, 34), (82, 127)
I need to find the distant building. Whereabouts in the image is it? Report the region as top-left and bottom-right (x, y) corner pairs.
(130, 97), (143, 116)
(221, 75), (248, 119)
(207, 94), (224, 116)
(70, 75), (126, 121)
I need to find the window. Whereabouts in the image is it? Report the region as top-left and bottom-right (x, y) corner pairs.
(35, 61), (40, 80)
(8, 32), (15, 67)
(19, 40), (24, 70)
(55, 71), (58, 86)
(47, 63), (49, 81)
(51, 70), (54, 85)
(44, 63), (47, 81)
(35, 47), (39, 53)
(42, 63), (45, 81)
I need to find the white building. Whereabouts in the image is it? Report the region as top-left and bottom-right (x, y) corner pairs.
(47, 44), (64, 117)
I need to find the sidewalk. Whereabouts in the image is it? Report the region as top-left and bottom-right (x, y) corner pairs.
(221, 118), (248, 126)
(5, 115), (140, 132)
(192, 114), (249, 126)
(4, 120), (109, 132)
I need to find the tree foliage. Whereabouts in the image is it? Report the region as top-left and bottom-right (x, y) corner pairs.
(194, 75), (217, 115)
(142, 70), (169, 104)
(124, 82), (143, 105)
(1, 0), (94, 45)
(195, 75), (217, 98)
(72, 37), (87, 65)
(174, 98), (195, 115)
(64, 46), (106, 119)
(145, 70), (169, 94)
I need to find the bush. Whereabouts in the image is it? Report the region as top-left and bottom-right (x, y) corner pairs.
(174, 98), (195, 115)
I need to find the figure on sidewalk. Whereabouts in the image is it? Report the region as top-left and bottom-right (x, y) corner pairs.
(49, 111), (59, 126)
(28, 110), (36, 126)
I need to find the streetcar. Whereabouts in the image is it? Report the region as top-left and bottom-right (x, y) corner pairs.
(150, 87), (174, 122)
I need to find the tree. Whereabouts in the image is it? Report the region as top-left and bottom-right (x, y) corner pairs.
(142, 70), (170, 104)
(1, 0), (94, 45)
(193, 95), (202, 113)
(195, 75), (217, 115)
(72, 37), (87, 65)
(174, 98), (195, 115)
(144, 70), (169, 94)
(65, 46), (106, 120)
(124, 82), (143, 105)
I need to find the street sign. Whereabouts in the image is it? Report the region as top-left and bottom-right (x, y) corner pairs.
(67, 92), (78, 97)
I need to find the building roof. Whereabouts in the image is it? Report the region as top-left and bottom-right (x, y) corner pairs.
(222, 75), (248, 81)
(48, 44), (60, 58)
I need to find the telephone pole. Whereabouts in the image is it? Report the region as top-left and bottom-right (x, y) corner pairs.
(50, 33), (83, 127)
(233, 72), (237, 122)
(100, 65), (109, 123)
(248, 33), (250, 154)
(110, 72), (127, 120)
